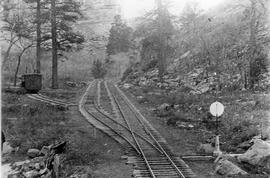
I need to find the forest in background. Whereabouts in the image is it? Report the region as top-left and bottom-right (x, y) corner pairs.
(1, 0), (270, 90)
(106, 0), (270, 92)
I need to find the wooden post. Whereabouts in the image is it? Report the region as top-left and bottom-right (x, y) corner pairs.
(52, 154), (60, 178)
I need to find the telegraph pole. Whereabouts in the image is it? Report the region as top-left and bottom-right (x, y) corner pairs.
(51, 0), (58, 88)
(36, 0), (41, 73)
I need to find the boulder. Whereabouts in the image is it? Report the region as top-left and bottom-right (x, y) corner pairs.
(7, 173), (21, 178)
(123, 83), (132, 89)
(27, 149), (40, 158)
(120, 155), (128, 159)
(3, 163), (15, 178)
(215, 158), (248, 176)
(136, 96), (144, 100)
(257, 155), (270, 174)
(157, 103), (170, 111)
(250, 135), (262, 143)
(174, 104), (180, 110)
(39, 168), (48, 175)
(238, 139), (270, 165)
(23, 170), (40, 178)
(176, 122), (194, 129)
(2, 142), (14, 154)
(34, 163), (41, 170)
(12, 160), (31, 168)
(39, 146), (50, 156)
(188, 124), (194, 129)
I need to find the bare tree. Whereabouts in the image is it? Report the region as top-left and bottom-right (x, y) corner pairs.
(14, 41), (34, 86)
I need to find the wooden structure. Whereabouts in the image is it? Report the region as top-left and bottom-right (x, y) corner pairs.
(22, 73), (42, 93)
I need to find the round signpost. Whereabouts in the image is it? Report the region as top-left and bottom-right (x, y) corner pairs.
(210, 101), (224, 117)
(209, 101), (224, 157)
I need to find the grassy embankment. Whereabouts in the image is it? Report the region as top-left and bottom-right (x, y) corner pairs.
(125, 85), (270, 153)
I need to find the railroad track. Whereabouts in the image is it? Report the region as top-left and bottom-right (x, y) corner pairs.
(79, 80), (196, 178)
(27, 93), (76, 106)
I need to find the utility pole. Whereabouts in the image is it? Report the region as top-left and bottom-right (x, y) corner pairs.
(36, 0), (41, 73)
(51, 0), (58, 88)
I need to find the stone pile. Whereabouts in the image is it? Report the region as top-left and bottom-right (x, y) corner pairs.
(213, 136), (270, 176)
(122, 65), (246, 94)
(238, 138), (270, 174)
(7, 142), (66, 178)
(215, 157), (248, 176)
(122, 68), (182, 91)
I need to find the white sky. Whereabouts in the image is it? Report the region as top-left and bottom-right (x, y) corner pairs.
(117, 0), (225, 19)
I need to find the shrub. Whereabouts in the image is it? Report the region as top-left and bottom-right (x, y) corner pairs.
(65, 132), (100, 165)
(121, 67), (133, 81)
(167, 92), (200, 106)
(142, 60), (158, 72)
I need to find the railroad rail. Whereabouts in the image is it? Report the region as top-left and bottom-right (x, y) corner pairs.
(27, 93), (76, 106)
(79, 80), (196, 178)
(25, 80), (196, 177)
(79, 81), (161, 154)
(108, 82), (195, 178)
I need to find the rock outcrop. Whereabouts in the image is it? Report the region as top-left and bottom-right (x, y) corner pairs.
(238, 139), (270, 165)
(215, 158), (248, 176)
(6, 142), (66, 178)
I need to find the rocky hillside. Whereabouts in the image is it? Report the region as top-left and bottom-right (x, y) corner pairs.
(121, 60), (270, 95)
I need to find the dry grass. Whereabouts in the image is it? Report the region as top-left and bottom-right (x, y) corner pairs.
(2, 95), (68, 152)
(2, 92), (130, 178)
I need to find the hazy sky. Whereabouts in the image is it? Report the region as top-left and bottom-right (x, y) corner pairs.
(117, 0), (225, 19)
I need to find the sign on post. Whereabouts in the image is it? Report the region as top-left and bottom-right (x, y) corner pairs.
(210, 101), (224, 117)
(209, 101), (224, 157)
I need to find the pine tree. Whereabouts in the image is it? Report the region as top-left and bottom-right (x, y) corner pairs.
(2, 0), (85, 88)
(91, 60), (107, 79)
(134, 0), (174, 81)
(106, 15), (133, 55)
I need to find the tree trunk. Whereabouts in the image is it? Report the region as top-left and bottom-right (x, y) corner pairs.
(14, 54), (22, 87)
(248, 0), (257, 89)
(156, 0), (165, 82)
(51, 0), (58, 89)
(14, 45), (32, 86)
(36, 0), (41, 73)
